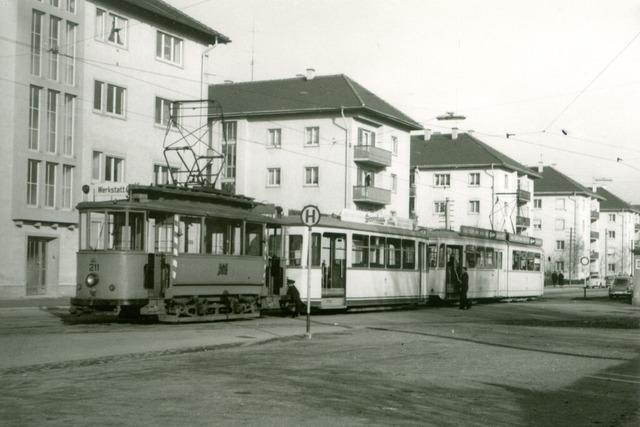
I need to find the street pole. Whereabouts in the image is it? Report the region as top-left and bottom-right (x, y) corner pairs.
(306, 226), (312, 339)
(569, 227), (573, 284)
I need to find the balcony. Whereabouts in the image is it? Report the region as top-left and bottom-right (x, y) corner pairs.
(517, 189), (531, 205)
(590, 231), (599, 241)
(590, 251), (599, 261)
(590, 210), (599, 222)
(516, 215), (530, 229)
(352, 185), (391, 207)
(353, 145), (392, 169)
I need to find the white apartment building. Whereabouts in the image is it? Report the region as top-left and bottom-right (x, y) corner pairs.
(206, 73), (423, 221)
(410, 130), (539, 234)
(594, 187), (640, 277)
(529, 166), (602, 282)
(0, 0), (229, 298)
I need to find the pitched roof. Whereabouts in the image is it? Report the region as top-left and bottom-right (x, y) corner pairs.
(595, 187), (637, 212)
(116, 0), (231, 44)
(208, 75), (423, 130)
(530, 166), (602, 199)
(410, 132), (541, 178)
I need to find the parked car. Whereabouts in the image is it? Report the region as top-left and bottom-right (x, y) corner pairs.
(586, 272), (604, 288)
(608, 276), (634, 299)
(605, 276), (615, 288)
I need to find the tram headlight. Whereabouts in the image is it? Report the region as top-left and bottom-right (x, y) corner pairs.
(85, 273), (99, 287)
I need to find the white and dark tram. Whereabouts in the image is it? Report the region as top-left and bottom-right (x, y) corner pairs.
(279, 218), (544, 310)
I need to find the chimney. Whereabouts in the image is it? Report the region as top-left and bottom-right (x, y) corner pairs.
(537, 161), (543, 173)
(592, 184), (597, 193)
(423, 128), (431, 141)
(305, 68), (316, 80)
(223, 80), (233, 84)
(451, 127), (458, 140)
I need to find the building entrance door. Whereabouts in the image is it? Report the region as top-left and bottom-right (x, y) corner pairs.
(26, 237), (49, 296)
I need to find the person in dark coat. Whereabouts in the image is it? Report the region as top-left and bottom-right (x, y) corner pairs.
(285, 280), (306, 317)
(459, 267), (471, 310)
(558, 272), (565, 287)
(551, 271), (558, 287)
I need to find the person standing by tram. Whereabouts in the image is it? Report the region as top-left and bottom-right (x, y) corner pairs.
(459, 267), (471, 309)
(551, 270), (558, 287)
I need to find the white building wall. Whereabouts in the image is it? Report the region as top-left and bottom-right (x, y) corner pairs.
(599, 211), (639, 276)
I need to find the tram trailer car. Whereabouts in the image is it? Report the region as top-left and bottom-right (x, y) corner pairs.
(71, 185), (285, 322)
(280, 218), (543, 310)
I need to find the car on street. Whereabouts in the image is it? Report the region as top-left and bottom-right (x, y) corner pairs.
(586, 272), (605, 288)
(608, 275), (634, 299)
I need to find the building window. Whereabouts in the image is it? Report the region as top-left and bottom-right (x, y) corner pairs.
(609, 214), (616, 222)
(555, 219), (565, 230)
(392, 136), (398, 155)
(555, 261), (564, 272)
(66, 0), (76, 14)
(94, 81), (126, 117)
(154, 164), (177, 185)
(156, 31), (183, 65)
(62, 165), (73, 209)
(534, 198), (542, 209)
(27, 160), (39, 206)
(434, 173), (450, 187)
(434, 201), (446, 214)
(357, 128), (375, 146)
(468, 173), (480, 186)
(222, 121), (237, 182)
(92, 151), (124, 182)
(63, 94), (75, 156)
(555, 198), (565, 210)
(48, 16), (61, 81)
(95, 9), (128, 47)
(533, 219), (542, 230)
(30, 10), (44, 76)
(155, 97), (179, 127)
(608, 230), (616, 239)
(504, 174), (509, 188)
(49, 0), (59, 7)
(391, 174), (398, 193)
(47, 90), (58, 153)
(44, 162), (56, 208)
(65, 22), (77, 86)
(469, 200), (480, 214)
(267, 168), (281, 186)
(268, 128), (281, 148)
(304, 167), (319, 186)
(29, 86), (41, 150)
(608, 263), (616, 273)
(305, 126), (319, 146)
(556, 240), (565, 250)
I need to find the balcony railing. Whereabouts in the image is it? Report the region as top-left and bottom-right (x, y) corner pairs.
(590, 251), (599, 260)
(352, 185), (391, 206)
(516, 215), (530, 228)
(590, 210), (599, 222)
(517, 189), (531, 205)
(353, 145), (392, 168)
(590, 231), (599, 241)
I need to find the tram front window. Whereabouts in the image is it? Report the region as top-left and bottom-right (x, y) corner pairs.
(107, 212), (145, 251)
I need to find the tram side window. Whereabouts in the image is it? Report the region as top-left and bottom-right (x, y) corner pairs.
(402, 239), (415, 270)
(438, 243), (446, 268)
(466, 246), (477, 268)
(178, 216), (201, 254)
(485, 247), (495, 269)
(288, 235), (302, 266)
(154, 214), (174, 253)
(311, 233), (321, 266)
(370, 236), (385, 268)
(476, 247), (485, 268)
(352, 234), (369, 267)
(205, 218), (241, 255)
(511, 250), (540, 271)
(386, 238), (401, 269)
(427, 244), (437, 268)
(88, 212), (106, 250)
(129, 212), (145, 251)
(267, 226), (282, 258)
(107, 212), (128, 250)
(534, 253), (541, 271)
(245, 223), (263, 256)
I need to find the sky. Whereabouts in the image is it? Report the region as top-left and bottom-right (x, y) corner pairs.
(170, 0), (640, 203)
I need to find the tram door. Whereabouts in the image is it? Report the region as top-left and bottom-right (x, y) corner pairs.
(321, 233), (346, 297)
(445, 245), (463, 297)
(418, 242), (427, 301)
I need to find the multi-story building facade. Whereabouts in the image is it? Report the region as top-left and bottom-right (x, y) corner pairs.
(410, 131), (539, 233)
(529, 166), (602, 282)
(206, 73), (423, 220)
(1, 0), (229, 298)
(594, 187), (640, 277)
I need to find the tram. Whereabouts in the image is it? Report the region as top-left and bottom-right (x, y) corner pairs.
(71, 185), (285, 322)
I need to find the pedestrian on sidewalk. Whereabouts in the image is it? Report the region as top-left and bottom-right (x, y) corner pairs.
(558, 272), (565, 287)
(551, 271), (558, 287)
(459, 267), (471, 310)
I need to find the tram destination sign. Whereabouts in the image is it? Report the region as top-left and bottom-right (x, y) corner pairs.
(460, 225), (507, 241)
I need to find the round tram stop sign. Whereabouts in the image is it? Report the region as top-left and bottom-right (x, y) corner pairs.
(300, 205), (321, 227)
